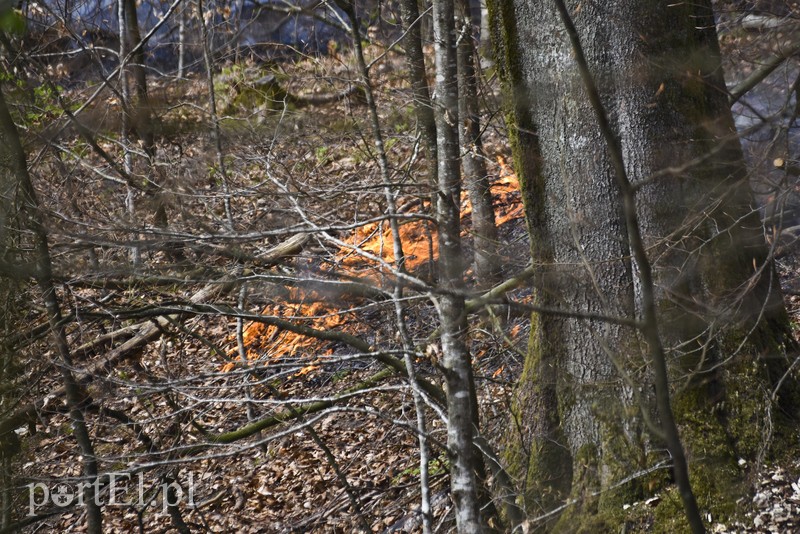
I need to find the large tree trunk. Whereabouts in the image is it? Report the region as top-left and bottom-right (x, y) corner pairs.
(490, 0), (800, 530)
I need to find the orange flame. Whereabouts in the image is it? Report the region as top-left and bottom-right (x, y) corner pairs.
(335, 155), (522, 281)
(492, 156), (523, 226)
(223, 154), (523, 375)
(338, 216), (438, 277)
(222, 287), (350, 374)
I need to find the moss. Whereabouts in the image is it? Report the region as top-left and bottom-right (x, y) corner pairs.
(486, 0), (546, 257)
(595, 413), (648, 511)
(550, 445), (596, 532)
(492, 6), (649, 525)
(214, 64), (292, 117)
(664, 354), (771, 528)
(671, 380), (742, 516)
(327, 117), (360, 134)
(488, 11), (563, 512)
(551, 444), (616, 534)
(504, 312), (571, 521)
(651, 487), (693, 533)
(557, 399), (659, 532)
(742, 321), (800, 456)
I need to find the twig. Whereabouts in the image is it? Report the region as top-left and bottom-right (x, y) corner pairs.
(728, 39), (800, 105)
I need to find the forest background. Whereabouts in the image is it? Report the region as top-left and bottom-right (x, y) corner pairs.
(0, 0), (799, 532)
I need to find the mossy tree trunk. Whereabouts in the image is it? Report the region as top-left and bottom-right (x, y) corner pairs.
(489, 0), (800, 530)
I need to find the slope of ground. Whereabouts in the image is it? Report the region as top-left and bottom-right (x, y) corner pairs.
(5, 9), (800, 533)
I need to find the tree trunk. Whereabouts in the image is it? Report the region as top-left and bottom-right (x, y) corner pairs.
(0, 224), (18, 531)
(178, 0), (187, 78)
(399, 0), (440, 281)
(490, 0), (800, 530)
(118, 0), (141, 266)
(399, 0), (438, 193)
(121, 0), (168, 233)
(122, 0), (155, 158)
(198, 0), (235, 230)
(340, 5), (434, 528)
(455, 0), (499, 288)
(432, 0), (484, 531)
(0, 80), (103, 534)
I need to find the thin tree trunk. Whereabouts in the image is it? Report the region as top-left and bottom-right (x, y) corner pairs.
(455, 0), (499, 288)
(399, 0), (438, 198)
(340, 3), (433, 529)
(178, 0), (187, 78)
(432, 0), (483, 530)
(478, 0), (491, 65)
(0, 457), (10, 528)
(0, 280), (17, 529)
(122, 0), (169, 232)
(0, 90), (18, 533)
(0, 82), (103, 534)
(198, 0), (235, 230)
(399, 0), (440, 282)
(123, 0), (155, 158)
(118, 0), (141, 267)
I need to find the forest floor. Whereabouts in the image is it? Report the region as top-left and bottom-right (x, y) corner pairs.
(13, 44), (534, 532)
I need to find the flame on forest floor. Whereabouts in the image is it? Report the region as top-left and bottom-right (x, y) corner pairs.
(492, 156), (524, 226)
(334, 156), (522, 281)
(223, 156), (522, 374)
(222, 288), (348, 373)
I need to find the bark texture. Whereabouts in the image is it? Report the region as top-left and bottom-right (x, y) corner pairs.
(490, 0), (800, 530)
(456, 0), (499, 289)
(399, 0), (438, 192)
(432, 0), (484, 530)
(122, 0), (155, 157)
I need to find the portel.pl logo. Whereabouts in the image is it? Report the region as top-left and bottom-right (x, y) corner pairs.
(27, 473), (195, 516)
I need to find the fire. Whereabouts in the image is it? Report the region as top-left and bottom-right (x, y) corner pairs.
(338, 216), (438, 277)
(222, 288), (349, 373)
(335, 155), (522, 280)
(491, 156), (523, 226)
(224, 154), (523, 374)
(495, 155), (514, 179)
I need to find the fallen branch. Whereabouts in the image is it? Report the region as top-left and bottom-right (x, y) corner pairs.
(0, 230), (310, 437)
(72, 323), (143, 357)
(0, 276), (236, 438)
(180, 366), (397, 449)
(93, 300), (447, 406)
(223, 73), (365, 111)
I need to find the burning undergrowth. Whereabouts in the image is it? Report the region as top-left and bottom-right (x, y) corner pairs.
(224, 158), (524, 380)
